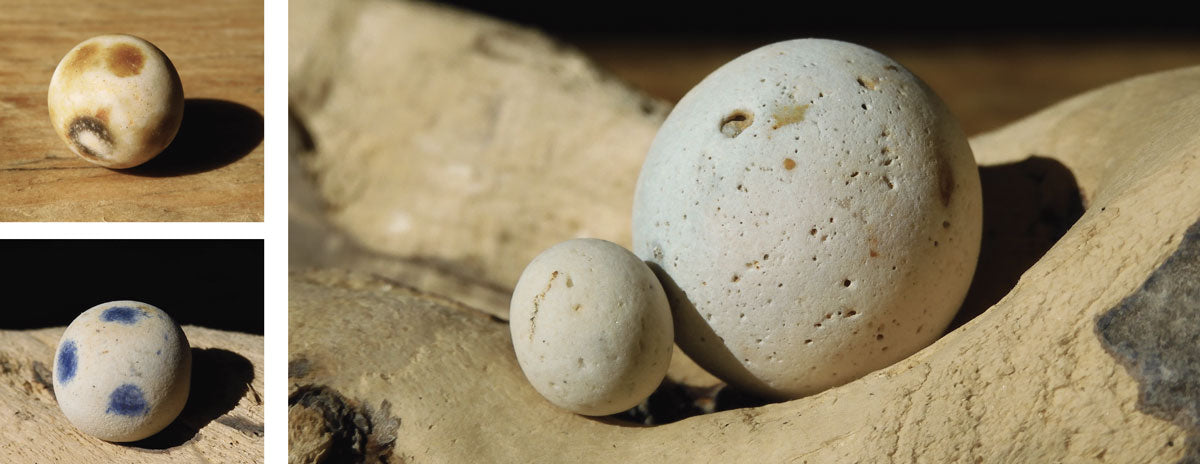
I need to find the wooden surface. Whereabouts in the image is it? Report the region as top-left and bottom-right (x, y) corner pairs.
(0, 326), (264, 462)
(0, 0), (263, 221)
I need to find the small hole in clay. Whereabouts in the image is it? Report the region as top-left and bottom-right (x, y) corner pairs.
(843, 279), (852, 287)
(847, 310), (857, 317)
(720, 110), (754, 138)
(876, 334), (884, 341)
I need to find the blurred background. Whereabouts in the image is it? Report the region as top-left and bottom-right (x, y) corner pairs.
(436, 2), (1200, 135)
(0, 240), (262, 334)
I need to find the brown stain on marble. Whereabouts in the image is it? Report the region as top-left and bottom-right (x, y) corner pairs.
(783, 158), (796, 170)
(67, 115), (113, 161)
(857, 76), (878, 90)
(937, 148), (955, 207)
(771, 104), (809, 129)
(95, 108), (109, 124)
(65, 44), (99, 72)
(106, 43), (145, 77)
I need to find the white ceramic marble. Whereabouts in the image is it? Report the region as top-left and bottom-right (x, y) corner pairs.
(47, 35), (184, 168)
(53, 300), (191, 442)
(509, 239), (673, 415)
(632, 39), (982, 399)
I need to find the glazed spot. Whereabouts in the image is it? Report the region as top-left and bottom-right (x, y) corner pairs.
(106, 43), (145, 77)
(57, 340), (78, 383)
(720, 110), (754, 138)
(771, 104), (809, 129)
(67, 116), (113, 160)
(857, 76), (878, 90)
(783, 158), (796, 170)
(65, 44), (98, 71)
(101, 306), (145, 324)
(106, 384), (149, 416)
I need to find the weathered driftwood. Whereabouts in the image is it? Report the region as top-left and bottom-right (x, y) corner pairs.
(290, 0), (668, 297)
(0, 326), (264, 462)
(289, 0), (1199, 461)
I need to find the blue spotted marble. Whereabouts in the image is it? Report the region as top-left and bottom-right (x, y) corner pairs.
(106, 384), (149, 416)
(101, 306), (145, 324)
(54, 300), (191, 442)
(57, 340), (78, 384)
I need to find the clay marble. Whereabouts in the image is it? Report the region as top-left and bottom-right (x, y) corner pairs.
(52, 300), (191, 442)
(509, 239), (673, 415)
(47, 34), (184, 168)
(632, 39), (982, 399)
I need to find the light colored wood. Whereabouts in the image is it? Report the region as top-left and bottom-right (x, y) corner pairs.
(0, 0), (263, 221)
(288, 1), (1199, 461)
(0, 326), (264, 462)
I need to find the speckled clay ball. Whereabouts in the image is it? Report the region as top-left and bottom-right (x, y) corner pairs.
(47, 34), (184, 169)
(509, 238), (674, 416)
(632, 39), (982, 399)
(52, 301), (191, 442)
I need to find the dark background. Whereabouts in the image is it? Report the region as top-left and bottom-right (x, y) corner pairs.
(434, 2), (1195, 39)
(0, 240), (262, 334)
(431, 2), (1200, 136)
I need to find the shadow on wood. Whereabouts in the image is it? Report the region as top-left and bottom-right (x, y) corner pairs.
(605, 378), (771, 426)
(946, 156), (1085, 333)
(127, 99), (263, 177)
(125, 348), (258, 449)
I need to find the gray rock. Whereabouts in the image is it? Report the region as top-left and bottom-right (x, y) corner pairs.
(1097, 219), (1200, 462)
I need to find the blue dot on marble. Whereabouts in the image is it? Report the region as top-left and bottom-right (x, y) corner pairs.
(106, 384), (149, 416)
(101, 306), (145, 324)
(56, 340), (78, 384)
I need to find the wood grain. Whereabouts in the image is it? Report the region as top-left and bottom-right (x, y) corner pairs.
(0, 326), (264, 462)
(0, 0), (263, 221)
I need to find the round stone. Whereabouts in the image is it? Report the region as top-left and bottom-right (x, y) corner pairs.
(47, 34), (184, 169)
(632, 39), (982, 399)
(509, 238), (673, 416)
(52, 300), (191, 442)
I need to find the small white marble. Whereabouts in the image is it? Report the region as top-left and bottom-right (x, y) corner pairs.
(509, 239), (673, 415)
(47, 35), (184, 168)
(53, 300), (191, 442)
